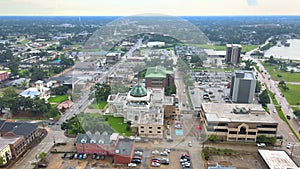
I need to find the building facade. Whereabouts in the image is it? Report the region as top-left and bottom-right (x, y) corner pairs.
(230, 70), (256, 103)
(0, 142), (12, 166)
(0, 71), (9, 82)
(145, 66), (174, 89)
(200, 103), (278, 142)
(107, 85), (173, 138)
(76, 132), (119, 155)
(76, 133), (134, 164)
(225, 44), (242, 65)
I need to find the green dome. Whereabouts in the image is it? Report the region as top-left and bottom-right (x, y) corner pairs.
(130, 85), (148, 97)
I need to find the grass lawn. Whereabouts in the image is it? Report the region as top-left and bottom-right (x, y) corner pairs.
(262, 62), (300, 82)
(88, 103), (99, 109)
(98, 101), (107, 109)
(103, 115), (132, 136)
(281, 84), (300, 105)
(48, 94), (70, 103)
(267, 88), (300, 141)
(192, 44), (258, 52)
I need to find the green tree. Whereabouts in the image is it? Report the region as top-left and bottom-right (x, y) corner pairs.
(0, 156), (3, 166)
(208, 134), (217, 142)
(165, 84), (177, 96)
(38, 152), (47, 162)
(259, 89), (270, 106)
(255, 81), (262, 93)
(7, 53), (19, 76)
(256, 135), (276, 145)
(244, 59), (253, 70)
(94, 83), (111, 102)
(190, 55), (200, 63)
(0, 97), (5, 113)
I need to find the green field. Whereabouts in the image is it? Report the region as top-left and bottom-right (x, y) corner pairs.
(281, 84), (300, 105)
(191, 44), (258, 52)
(88, 101), (107, 109)
(262, 62), (300, 82)
(103, 115), (132, 136)
(48, 94), (70, 103)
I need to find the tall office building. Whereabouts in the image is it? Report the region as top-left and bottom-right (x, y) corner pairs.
(230, 70), (256, 103)
(226, 44), (242, 65)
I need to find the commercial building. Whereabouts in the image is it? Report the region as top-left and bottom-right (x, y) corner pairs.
(0, 136), (25, 159)
(0, 71), (9, 82)
(114, 138), (135, 164)
(76, 132), (119, 155)
(0, 142), (12, 166)
(107, 85), (173, 138)
(230, 70), (256, 103)
(258, 149), (300, 169)
(225, 44), (242, 65)
(0, 120), (41, 148)
(76, 133), (134, 164)
(147, 41), (165, 48)
(200, 103), (278, 142)
(106, 52), (121, 64)
(145, 66), (174, 89)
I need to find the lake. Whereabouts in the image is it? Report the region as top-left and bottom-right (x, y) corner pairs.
(264, 39), (300, 60)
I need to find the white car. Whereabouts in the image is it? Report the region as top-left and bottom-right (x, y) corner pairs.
(287, 143), (292, 149)
(152, 162), (160, 167)
(152, 150), (160, 155)
(257, 143), (266, 147)
(188, 141), (192, 147)
(128, 163), (137, 167)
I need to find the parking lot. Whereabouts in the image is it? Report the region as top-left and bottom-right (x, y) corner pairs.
(133, 145), (192, 169)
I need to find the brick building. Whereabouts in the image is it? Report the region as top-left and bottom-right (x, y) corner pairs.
(145, 66), (174, 89)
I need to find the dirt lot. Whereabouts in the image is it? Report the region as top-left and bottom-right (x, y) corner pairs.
(207, 152), (262, 169)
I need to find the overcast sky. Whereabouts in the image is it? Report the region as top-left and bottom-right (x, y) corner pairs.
(0, 0), (299, 16)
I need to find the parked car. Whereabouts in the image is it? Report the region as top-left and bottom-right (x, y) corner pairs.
(131, 159), (142, 163)
(92, 153), (97, 159)
(83, 154), (87, 159)
(161, 158), (169, 165)
(287, 115), (291, 120)
(100, 155), (105, 160)
(96, 155), (100, 160)
(134, 151), (143, 156)
(78, 154), (83, 160)
(152, 150), (160, 155)
(152, 157), (161, 161)
(257, 143), (266, 147)
(160, 151), (168, 156)
(287, 143), (292, 149)
(128, 163), (137, 167)
(73, 154), (78, 159)
(37, 162), (48, 168)
(133, 156), (142, 160)
(61, 152), (67, 159)
(152, 162), (160, 167)
(188, 141), (192, 147)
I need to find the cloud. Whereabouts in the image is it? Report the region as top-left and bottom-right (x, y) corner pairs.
(247, 0), (258, 6)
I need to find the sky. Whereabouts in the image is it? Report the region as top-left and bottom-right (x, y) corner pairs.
(0, 0), (300, 16)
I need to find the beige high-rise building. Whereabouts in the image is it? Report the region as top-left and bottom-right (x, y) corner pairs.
(226, 44), (242, 65)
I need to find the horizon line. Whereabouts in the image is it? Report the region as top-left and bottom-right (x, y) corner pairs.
(0, 15), (300, 17)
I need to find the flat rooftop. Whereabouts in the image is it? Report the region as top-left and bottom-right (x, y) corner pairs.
(115, 138), (134, 156)
(202, 103), (277, 124)
(258, 149), (300, 169)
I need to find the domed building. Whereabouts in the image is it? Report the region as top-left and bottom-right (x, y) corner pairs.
(107, 84), (173, 138)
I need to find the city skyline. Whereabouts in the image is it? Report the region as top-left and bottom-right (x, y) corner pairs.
(0, 0), (300, 16)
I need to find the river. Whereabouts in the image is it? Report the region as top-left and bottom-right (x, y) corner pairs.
(264, 39), (300, 60)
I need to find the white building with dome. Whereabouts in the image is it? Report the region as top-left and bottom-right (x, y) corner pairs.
(107, 84), (173, 138)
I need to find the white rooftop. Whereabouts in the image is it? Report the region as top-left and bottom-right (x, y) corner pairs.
(202, 103), (277, 124)
(258, 149), (300, 169)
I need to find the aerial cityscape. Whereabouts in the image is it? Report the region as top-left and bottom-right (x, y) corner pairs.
(0, 1), (300, 169)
